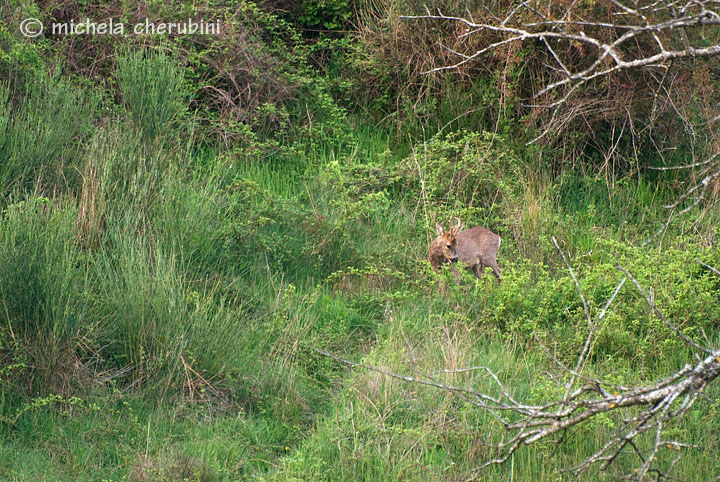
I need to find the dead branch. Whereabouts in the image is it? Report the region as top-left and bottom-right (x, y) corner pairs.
(316, 253), (720, 480)
(402, 2), (720, 105)
(404, 1), (720, 238)
(316, 345), (719, 479)
(401, 2), (720, 141)
(641, 152), (720, 246)
(697, 259), (720, 277)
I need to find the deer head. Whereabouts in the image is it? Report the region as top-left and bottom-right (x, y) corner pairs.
(429, 218), (464, 269)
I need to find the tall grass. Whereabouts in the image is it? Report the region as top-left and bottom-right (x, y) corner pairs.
(117, 49), (188, 141)
(77, 123), (176, 244)
(0, 197), (90, 394)
(79, 127), (250, 397)
(91, 232), (245, 397)
(0, 75), (97, 198)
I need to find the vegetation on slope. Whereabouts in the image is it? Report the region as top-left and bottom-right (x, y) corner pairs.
(0, 0), (718, 480)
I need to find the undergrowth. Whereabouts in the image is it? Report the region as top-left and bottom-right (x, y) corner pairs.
(0, 1), (718, 481)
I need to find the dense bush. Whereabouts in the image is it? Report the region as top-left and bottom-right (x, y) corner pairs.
(397, 130), (522, 224)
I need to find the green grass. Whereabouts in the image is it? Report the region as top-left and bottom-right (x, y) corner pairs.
(117, 48), (189, 142)
(0, 3), (718, 480)
(0, 395), (303, 481)
(1, 115), (717, 480)
(0, 74), (97, 197)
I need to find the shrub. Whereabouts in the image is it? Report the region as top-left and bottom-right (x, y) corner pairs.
(398, 130), (522, 226)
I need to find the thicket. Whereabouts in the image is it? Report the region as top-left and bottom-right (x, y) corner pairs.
(0, 0), (718, 480)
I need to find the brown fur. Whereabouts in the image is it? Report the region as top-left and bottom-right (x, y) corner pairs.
(429, 222), (460, 271)
(429, 219), (502, 283)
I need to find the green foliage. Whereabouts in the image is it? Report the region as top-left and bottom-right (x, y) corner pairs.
(398, 130), (522, 224)
(0, 1), (718, 480)
(297, 0), (353, 30)
(0, 16), (45, 85)
(464, 238), (719, 369)
(221, 173), (357, 279)
(2, 394), (93, 427)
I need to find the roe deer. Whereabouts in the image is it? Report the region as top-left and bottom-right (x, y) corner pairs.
(429, 218), (502, 283)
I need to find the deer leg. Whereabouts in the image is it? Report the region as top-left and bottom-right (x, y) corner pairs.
(487, 259), (502, 283)
(472, 262), (484, 280)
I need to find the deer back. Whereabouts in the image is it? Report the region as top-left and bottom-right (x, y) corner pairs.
(455, 226), (500, 267)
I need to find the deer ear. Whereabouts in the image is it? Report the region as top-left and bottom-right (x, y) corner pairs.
(435, 223), (444, 235)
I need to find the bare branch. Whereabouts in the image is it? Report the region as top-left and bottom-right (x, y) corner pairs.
(404, 2), (720, 231)
(402, 1), (720, 242)
(317, 258), (720, 479)
(316, 342), (719, 479)
(617, 265), (713, 354)
(696, 259), (720, 277)
(402, 4), (720, 95)
(647, 152), (720, 170)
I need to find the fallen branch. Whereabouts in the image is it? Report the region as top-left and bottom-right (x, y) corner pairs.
(317, 253), (720, 480)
